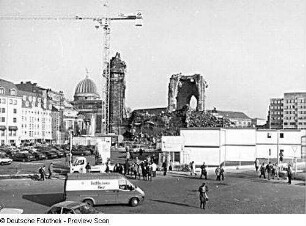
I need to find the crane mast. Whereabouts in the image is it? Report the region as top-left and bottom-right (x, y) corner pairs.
(0, 4), (142, 136)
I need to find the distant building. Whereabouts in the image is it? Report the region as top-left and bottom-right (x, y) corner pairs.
(268, 98), (283, 129)
(71, 74), (103, 136)
(18, 90), (52, 144)
(251, 118), (267, 128)
(208, 109), (252, 128)
(283, 92), (306, 130)
(0, 79), (22, 146)
(267, 92), (306, 130)
(16, 81), (67, 144)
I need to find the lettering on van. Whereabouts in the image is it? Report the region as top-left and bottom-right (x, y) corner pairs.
(66, 179), (118, 191)
(91, 181), (111, 186)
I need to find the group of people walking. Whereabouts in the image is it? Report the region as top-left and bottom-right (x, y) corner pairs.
(38, 162), (53, 181)
(256, 158), (293, 184)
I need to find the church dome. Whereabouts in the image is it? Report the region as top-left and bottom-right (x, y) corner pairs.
(74, 75), (100, 101)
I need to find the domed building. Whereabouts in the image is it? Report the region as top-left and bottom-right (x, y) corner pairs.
(71, 74), (103, 136)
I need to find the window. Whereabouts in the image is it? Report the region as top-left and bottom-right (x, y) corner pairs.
(9, 99), (13, 104)
(13, 109), (17, 114)
(13, 118), (17, 123)
(1, 117), (5, 122)
(0, 87), (4, 94)
(280, 133), (284, 138)
(10, 89), (16, 96)
(0, 131), (5, 136)
(1, 108), (5, 113)
(267, 133), (271, 138)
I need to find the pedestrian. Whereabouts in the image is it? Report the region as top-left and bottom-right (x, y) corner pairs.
(254, 158), (259, 172)
(48, 162), (53, 179)
(220, 165), (225, 181)
(124, 159), (130, 175)
(275, 163), (280, 180)
(271, 163), (276, 179)
(126, 146), (130, 160)
(38, 166), (45, 181)
(198, 182), (209, 210)
(266, 162), (272, 180)
(146, 164), (152, 181)
(162, 161), (167, 176)
(105, 162), (110, 173)
(151, 161), (157, 177)
(85, 162), (91, 173)
(215, 166), (221, 181)
(200, 162), (207, 179)
(141, 162), (147, 180)
(259, 163), (266, 179)
(287, 164), (293, 184)
(169, 160), (173, 171)
(190, 161), (196, 176)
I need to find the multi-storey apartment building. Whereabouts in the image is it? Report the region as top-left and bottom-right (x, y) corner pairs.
(283, 92), (306, 129)
(268, 98), (283, 129)
(18, 90), (52, 144)
(0, 79), (22, 146)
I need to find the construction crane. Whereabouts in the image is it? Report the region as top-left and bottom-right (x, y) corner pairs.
(0, 3), (143, 135)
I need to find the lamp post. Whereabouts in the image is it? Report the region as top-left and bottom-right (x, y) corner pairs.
(69, 129), (73, 173)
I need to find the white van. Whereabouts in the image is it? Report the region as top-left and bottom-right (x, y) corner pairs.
(64, 173), (145, 207)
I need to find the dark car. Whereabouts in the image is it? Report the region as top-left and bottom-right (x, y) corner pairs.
(28, 150), (47, 160)
(46, 201), (102, 214)
(37, 149), (58, 159)
(12, 152), (36, 162)
(52, 146), (69, 156)
(50, 149), (64, 158)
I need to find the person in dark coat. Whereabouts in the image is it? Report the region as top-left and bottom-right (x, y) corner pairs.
(85, 162), (91, 173)
(266, 162), (272, 180)
(48, 162), (53, 179)
(162, 161), (167, 176)
(259, 163), (266, 179)
(200, 162), (207, 179)
(198, 182), (209, 210)
(220, 166), (225, 181)
(287, 164), (293, 184)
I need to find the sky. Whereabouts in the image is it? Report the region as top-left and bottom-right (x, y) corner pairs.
(0, 0), (305, 119)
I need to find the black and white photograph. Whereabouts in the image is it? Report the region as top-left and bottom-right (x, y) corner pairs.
(0, 0), (305, 225)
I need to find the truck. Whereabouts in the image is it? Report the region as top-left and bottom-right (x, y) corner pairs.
(64, 173), (145, 207)
(70, 156), (114, 173)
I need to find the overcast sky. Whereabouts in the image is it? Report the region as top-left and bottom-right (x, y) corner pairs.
(0, 0), (305, 118)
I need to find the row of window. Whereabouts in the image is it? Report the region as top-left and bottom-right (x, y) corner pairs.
(285, 98), (306, 103)
(0, 130), (17, 136)
(0, 108), (17, 114)
(267, 132), (285, 138)
(271, 100), (283, 104)
(0, 87), (16, 96)
(0, 117), (17, 123)
(22, 110), (51, 116)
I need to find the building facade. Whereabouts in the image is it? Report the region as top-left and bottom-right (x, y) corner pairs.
(268, 98), (283, 129)
(18, 90), (52, 144)
(162, 128), (306, 165)
(0, 79), (22, 146)
(283, 92), (306, 130)
(209, 109), (252, 128)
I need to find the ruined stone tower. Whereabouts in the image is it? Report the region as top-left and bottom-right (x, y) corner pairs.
(168, 73), (208, 112)
(109, 52), (126, 134)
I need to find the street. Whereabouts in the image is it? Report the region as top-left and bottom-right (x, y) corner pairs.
(0, 170), (305, 214)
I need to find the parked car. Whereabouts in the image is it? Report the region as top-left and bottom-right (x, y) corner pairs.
(12, 152), (35, 162)
(49, 148), (64, 158)
(46, 201), (102, 214)
(38, 150), (58, 159)
(28, 150), (47, 160)
(52, 146), (69, 156)
(0, 153), (13, 165)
